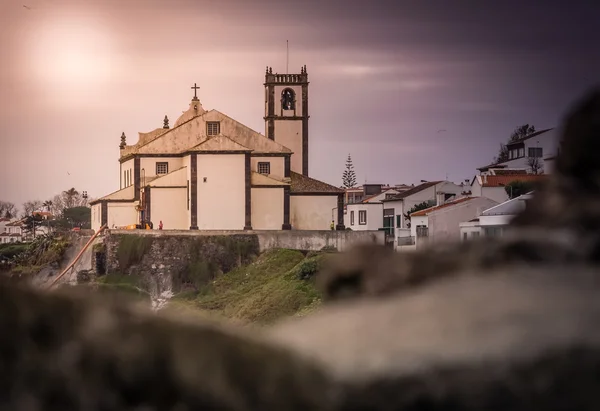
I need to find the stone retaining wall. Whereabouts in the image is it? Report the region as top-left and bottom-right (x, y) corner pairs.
(105, 229), (384, 252)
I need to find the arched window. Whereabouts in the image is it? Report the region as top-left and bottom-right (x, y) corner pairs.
(281, 88), (295, 110)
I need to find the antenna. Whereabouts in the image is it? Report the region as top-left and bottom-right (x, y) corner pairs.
(286, 40), (289, 74)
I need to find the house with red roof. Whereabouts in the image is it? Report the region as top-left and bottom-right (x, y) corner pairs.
(470, 173), (546, 203)
(403, 196), (499, 250)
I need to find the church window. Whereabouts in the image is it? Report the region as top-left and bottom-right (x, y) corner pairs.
(258, 162), (270, 175)
(281, 88), (295, 110)
(359, 210), (367, 225)
(207, 122), (220, 136)
(156, 162), (168, 175)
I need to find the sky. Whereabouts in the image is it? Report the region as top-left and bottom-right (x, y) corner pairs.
(1, 0), (599, 210)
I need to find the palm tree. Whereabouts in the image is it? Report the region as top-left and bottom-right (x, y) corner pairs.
(63, 188), (79, 209)
(42, 200), (53, 212)
(42, 200), (53, 233)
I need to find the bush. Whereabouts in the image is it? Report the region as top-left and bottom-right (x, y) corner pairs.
(298, 258), (319, 280)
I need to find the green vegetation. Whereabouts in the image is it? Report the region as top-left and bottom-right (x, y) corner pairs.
(95, 273), (151, 300)
(7, 234), (70, 275)
(505, 180), (539, 199)
(116, 235), (154, 270)
(168, 249), (328, 325)
(0, 243), (29, 263)
(173, 235), (260, 290)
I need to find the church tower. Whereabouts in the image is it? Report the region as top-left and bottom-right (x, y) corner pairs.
(264, 65), (309, 176)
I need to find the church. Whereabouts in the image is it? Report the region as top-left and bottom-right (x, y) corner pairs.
(90, 66), (346, 232)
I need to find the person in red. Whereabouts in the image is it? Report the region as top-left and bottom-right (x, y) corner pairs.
(159, 220), (163, 230)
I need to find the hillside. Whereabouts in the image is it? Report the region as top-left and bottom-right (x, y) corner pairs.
(164, 248), (324, 325)
(2, 234), (328, 325)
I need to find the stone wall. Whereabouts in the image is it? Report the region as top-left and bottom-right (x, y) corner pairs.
(100, 230), (383, 301)
(106, 229), (384, 252)
(103, 233), (260, 297)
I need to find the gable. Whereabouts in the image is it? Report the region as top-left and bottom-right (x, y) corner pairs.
(122, 109), (291, 158)
(190, 135), (252, 153)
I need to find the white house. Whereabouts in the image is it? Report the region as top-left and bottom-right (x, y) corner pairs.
(380, 181), (467, 233)
(0, 218), (23, 243)
(477, 128), (560, 174)
(344, 202), (385, 231)
(459, 192), (533, 239)
(407, 196), (499, 248)
(90, 66), (346, 232)
(470, 173), (546, 203)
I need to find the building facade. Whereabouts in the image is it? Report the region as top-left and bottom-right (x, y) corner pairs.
(91, 67), (345, 232)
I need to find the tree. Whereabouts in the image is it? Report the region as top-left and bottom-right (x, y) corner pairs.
(527, 156), (543, 175)
(0, 201), (17, 219)
(62, 206), (91, 229)
(403, 201), (434, 228)
(22, 213), (44, 238)
(45, 188), (90, 218)
(62, 188), (80, 209)
(342, 154), (357, 188)
(493, 124), (536, 164)
(504, 180), (538, 199)
(22, 200), (42, 218)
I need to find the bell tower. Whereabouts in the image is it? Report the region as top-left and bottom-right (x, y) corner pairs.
(264, 65), (309, 176)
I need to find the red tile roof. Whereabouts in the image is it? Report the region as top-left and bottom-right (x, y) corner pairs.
(411, 196), (477, 217)
(492, 169), (529, 176)
(480, 174), (546, 188)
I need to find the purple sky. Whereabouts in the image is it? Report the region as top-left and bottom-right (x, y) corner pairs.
(1, 0), (598, 209)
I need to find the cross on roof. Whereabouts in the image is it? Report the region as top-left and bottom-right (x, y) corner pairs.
(191, 83), (200, 99)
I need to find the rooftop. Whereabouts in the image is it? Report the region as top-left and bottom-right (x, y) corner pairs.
(477, 174), (546, 188)
(506, 128), (554, 146)
(381, 181), (443, 202)
(481, 192), (534, 216)
(290, 172), (344, 194)
(411, 196), (477, 217)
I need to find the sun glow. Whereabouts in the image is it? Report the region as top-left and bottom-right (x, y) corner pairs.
(26, 15), (115, 94)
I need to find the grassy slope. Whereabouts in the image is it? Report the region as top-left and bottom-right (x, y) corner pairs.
(166, 249), (324, 326)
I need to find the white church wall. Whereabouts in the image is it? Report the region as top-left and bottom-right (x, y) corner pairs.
(251, 188), (284, 230)
(290, 195), (337, 230)
(150, 167), (187, 187)
(151, 187), (188, 230)
(251, 156), (285, 179)
(120, 159), (134, 189)
(274, 119), (303, 174)
(183, 155), (191, 228)
(107, 202), (138, 229)
(91, 203), (102, 232)
(197, 154), (245, 230)
(140, 157), (184, 180)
